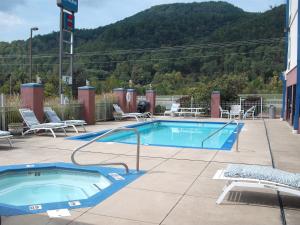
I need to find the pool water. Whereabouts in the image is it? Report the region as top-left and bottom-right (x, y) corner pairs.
(73, 121), (241, 150)
(0, 169), (112, 206)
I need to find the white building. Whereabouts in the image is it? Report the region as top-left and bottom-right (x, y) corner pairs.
(283, 0), (300, 133)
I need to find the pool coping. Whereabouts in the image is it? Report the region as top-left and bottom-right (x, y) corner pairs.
(0, 162), (145, 216)
(68, 120), (244, 151)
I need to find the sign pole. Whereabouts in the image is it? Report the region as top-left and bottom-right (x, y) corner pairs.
(70, 12), (74, 98)
(59, 7), (64, 104)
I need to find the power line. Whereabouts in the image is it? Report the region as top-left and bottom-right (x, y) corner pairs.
(0, 37), (285, 59)
(0, 48), (284, 67)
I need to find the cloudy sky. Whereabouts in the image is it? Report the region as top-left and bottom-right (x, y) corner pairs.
(0, 0), (285, 42)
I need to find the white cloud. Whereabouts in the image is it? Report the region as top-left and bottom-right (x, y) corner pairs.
(0, 12), (25, 27)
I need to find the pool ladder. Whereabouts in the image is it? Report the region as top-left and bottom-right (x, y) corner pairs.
(71, 127), (141, 174)
(201, 120), (240, 151)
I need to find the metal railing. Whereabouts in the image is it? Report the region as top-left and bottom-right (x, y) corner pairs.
(95, 102), (114, 121)
(71, 127), (141, 173)
(201, 120), (240, 151)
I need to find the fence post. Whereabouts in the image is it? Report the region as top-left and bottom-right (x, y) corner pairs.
(104, 94), (107, 121)
(0, 94), (6, 130)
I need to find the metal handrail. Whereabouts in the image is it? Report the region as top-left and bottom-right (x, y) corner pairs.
(201, 120), (240, 151)
(71, 127), (141, 173)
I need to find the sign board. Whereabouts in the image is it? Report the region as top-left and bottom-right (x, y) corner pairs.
(57, 0), (78, 13)
(63, 12), (75, 32)
(62, 75), (72, 85)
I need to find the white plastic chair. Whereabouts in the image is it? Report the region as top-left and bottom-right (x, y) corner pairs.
(213, 164), (300, 204)
(113, 104), (151, 121)
(164, 103), (180, 116)
(44, 107), (86, 133)
(242, 106), (256, 120)
(230, 105), (243, 119)
(19, 108), (67, 138)
(0, 130), (13, 148)
(219, 106), (230, 119)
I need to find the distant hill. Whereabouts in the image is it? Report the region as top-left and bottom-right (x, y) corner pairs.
(0, 2), (285, 99)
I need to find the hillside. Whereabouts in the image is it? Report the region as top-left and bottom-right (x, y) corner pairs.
(0, 2), (285, 100)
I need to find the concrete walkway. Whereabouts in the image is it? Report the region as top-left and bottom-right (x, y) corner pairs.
(0, 118), (299, 225)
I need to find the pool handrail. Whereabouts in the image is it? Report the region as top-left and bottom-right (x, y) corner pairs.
(71, 127), (141, 173)
(201, 120), (240, 151)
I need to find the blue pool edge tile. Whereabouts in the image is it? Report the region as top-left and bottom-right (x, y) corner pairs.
(0, 162), (145, 216)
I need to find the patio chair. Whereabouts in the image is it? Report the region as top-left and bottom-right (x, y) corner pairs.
(219, 106), (230, 119)
(44, 107), (86, 133)
(242, 106), (256, 120)
(213, 164), (300, 204)
(164, 103), (180, 116)
(19, 108), (67, 138)
(112, 104), (151, 121)
(230, 105), (243, 119)
(0, 130), (13, 148)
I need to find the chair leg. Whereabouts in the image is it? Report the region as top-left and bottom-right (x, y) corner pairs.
(49, 129), (57, 138)
(216, 182), (236, 204)
(81, 124), (86, 132)
(62, 128), (67, 136)
(7, 138), (12, 148)
(71, 125), (78, 133)
(23, 129), (31, 136)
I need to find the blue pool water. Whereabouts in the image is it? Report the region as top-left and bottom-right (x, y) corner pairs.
(0, 163), (145, 216)
(71, 120), (243, 150)
(0, 169), (111, 206)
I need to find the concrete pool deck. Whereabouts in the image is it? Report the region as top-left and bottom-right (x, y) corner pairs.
(1, 118), (299, 225)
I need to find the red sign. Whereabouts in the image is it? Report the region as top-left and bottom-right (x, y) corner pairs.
(63, 12), (75, 32)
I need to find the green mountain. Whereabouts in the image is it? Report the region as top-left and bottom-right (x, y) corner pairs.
(0, 2), (285, 100)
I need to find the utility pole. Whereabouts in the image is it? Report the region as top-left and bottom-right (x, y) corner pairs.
(59, 8), (64, 104)
(29, 27), (39, 82)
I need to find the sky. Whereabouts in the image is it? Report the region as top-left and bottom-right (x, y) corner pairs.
(0, 0), (286, 42)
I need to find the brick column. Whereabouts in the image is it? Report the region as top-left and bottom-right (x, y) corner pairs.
(21, 83), (44, 122)
(146, 90), (156, 114)
(211, 91), (221, 118)
(126, 89), (137, 113)
(113, 88), (127, 112)
(78, 86), (95, 125)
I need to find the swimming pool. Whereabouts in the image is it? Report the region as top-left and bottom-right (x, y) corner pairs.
(70, 120), (243, 150)
(0, 163), (144, 216)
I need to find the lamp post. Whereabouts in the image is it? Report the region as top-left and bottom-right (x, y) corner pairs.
(29, 27), (39, 82)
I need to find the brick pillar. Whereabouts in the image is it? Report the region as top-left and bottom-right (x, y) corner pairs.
(113, 88), (127, 112)
(211, 91), (221, 118)
(21, 83), (44, 122)
(126, 89), (137, 113)
(146, 90), (156, 114)
(78, 86), (95, 125)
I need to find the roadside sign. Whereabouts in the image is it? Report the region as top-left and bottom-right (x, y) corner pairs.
(63, 12), (75, 32)
(57, 0), (78, 13)
(62, 76), (72, 85)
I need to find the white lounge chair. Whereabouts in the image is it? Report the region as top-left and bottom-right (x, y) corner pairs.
(213, 164), (300, 204)
(44, 107), (86, 133)
(219, 106), (230, 119)
(19, 108), (67, 138)
(242, 106), (256, 120)
(112, 104), (151, 121)
(0, 130), (13, 148)
(230, 105), (244, 119)
(164, 103), (180, 116)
